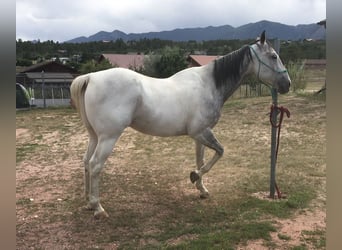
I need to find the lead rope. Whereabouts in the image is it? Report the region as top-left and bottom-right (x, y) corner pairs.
(269, 105), (290, 198)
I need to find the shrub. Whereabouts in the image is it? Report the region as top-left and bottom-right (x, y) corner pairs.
(287, 60), (307, 92)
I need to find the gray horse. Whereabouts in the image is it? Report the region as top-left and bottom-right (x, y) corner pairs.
(70, 31), (291, 218)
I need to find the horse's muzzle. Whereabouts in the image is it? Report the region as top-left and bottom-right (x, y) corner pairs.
(278, 77), (291, 94)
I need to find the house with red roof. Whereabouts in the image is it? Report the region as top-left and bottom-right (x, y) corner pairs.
(187, 55), (220, 67)
(98, 54), (145, 70)
(99, 53), (221, 71)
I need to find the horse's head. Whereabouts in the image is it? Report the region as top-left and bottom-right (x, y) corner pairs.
(249, 31), (291, 94)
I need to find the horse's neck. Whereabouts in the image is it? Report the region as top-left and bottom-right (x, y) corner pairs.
(223, 74), (245, 102)
(207, 49), (252, 105)
(218, 67), (250, 105)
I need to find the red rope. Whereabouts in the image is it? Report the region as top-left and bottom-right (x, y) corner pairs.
(269, 105), (290, 199)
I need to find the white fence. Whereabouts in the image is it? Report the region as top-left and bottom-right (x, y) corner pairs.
(31, 98), (71, 108)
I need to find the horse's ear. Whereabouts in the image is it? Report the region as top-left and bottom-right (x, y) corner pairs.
(260, 30), (266, 44)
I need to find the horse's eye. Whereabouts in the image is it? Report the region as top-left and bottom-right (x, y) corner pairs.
(271, 53), (277, 59)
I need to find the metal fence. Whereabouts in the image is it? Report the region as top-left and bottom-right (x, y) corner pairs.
(232, 83), (271, 99)
(22, 77), (272, 108)
(28, 85), (71, 108)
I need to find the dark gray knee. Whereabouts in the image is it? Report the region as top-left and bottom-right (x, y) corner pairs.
(217, 146), (224, 156)
(190, 171), (200, 183)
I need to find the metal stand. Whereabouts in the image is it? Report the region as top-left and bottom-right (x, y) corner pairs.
(270, 88), (278, 198)
(270, 39), (280, 199)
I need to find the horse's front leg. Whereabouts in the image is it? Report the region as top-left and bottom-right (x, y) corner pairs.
(194, 140), (209, 198)
(191, 128), (224, 198)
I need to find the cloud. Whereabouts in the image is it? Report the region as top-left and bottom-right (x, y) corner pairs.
(16, 0), (326, 42)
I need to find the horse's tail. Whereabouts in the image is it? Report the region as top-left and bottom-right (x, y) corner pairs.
(70, 75), (94, 133)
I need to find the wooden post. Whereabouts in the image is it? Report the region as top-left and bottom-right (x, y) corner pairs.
(41, 70), (46, 108)
(52, 87), (55, 106)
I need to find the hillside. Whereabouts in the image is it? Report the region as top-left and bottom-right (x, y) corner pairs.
(66, 20), (325, 43)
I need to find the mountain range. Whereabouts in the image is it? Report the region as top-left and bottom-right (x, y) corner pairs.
(65, 20), (325, 43)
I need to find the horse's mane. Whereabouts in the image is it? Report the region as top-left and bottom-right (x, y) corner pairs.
(213, 45), (252, 89)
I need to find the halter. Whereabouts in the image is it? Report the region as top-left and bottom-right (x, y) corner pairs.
(248, 45), (287, 80)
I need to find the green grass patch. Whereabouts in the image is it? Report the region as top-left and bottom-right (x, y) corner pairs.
(295, 91), (326, 102)
(16, 143), (41, 162)
(278, 233), (291, 241)
(301, 230), (326, 249)
(138, 188), (316, 249)
(165, 221), (275, 250)
(16, 197), (33, 206)
(291, 245), (308, 250)
(224, 100), (247, 109)
(285, 190), (315, 209)
(236, 189), (315, 221)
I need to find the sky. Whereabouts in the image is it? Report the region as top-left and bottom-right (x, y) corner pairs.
(16, 0), (326, 42)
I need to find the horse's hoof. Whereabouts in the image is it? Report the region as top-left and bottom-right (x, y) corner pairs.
(190, 171), (199, 183)
(94, 210), (109, 219)
(82, 204), (95, 211)
(200, 192), (209, 199)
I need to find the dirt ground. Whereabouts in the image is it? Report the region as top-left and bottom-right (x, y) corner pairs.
(16, 95), (326, 249)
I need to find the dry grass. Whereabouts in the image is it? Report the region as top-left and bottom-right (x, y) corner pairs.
(16, 94), (326, 249)
(305, 68), (326, 93)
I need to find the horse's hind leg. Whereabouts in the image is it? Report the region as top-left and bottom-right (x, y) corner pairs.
(83, 133), (97, 207)
(191, 128), (224, 198)
(88, 135), (119, 219)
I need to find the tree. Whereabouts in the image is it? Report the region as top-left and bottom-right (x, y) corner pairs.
(79, 59), (113, 74)
(16, 58), (33, 67)
(154, 46), (188, 78)
(141, 53), (161, 77)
